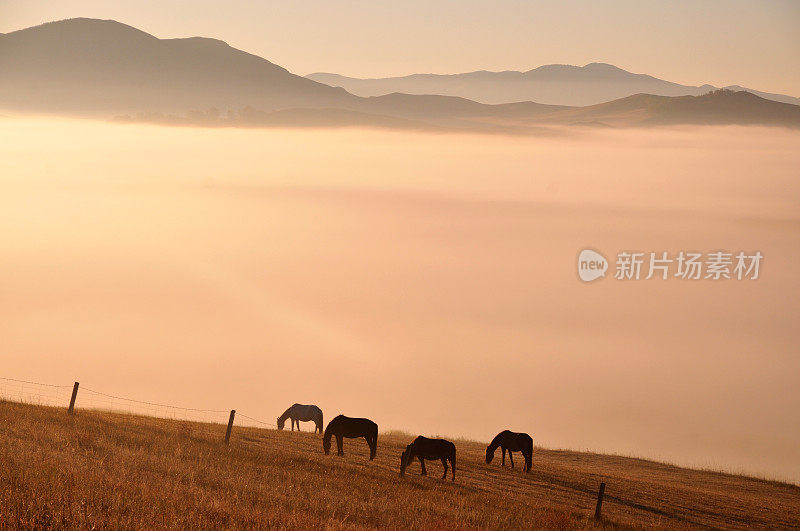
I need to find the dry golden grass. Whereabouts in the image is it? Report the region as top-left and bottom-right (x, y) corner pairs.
(1, 400), (798, 529)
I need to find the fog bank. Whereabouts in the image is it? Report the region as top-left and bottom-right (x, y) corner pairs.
(1, 118), (798, 482)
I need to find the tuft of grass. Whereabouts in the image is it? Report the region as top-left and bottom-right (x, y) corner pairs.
(1, 400), (798, 528)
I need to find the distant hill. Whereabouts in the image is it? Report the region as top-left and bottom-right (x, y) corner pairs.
(307, 64), (800, 107)
(0, 18), (358, 115)
(523, 89), (800, 129)
(2, 18), (799, 131)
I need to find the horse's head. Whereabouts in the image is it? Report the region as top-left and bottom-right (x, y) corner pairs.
(277, 417), (285, 430)
(485, 445), (494, 464)
(323, 436), (331, 455)
(399, 445), (412, 476)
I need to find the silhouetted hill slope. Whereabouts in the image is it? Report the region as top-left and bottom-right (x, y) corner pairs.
(358, 93), (567, 126)
(529, 90), (800, 128)
(4, 401), (800, 528)
(0, 18), (358, 115)
(307, 64), (800, 106)
(643, 90), (800, 126)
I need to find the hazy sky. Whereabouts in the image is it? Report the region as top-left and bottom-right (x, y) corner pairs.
(1, 0), (798, 95)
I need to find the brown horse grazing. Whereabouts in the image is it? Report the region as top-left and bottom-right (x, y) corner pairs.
(400, 436), (456, 481)
(485, 430), (534, 472)
(277, 403), (323, 434)
(323, 415), (378, 460)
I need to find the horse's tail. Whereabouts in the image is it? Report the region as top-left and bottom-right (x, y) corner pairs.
(317, 410), (324, 434)
(369, 424), (378, 460)
(450, 446), (456, 481)
(525, 435), (534, 472)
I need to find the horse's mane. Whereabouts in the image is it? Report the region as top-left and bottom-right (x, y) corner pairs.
(487, 432), (504, 452)
(277, 406), (293, 423)
(322, 416), (337, 442)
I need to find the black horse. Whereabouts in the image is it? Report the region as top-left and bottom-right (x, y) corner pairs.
(485, 430), (534, 472)
(400, 436), (456, 481)
(323, 415), (378, 460)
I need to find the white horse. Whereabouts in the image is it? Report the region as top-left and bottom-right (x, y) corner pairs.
(277, 403), (324, 433)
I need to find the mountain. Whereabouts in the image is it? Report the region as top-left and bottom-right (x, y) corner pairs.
(0, 18), (564, 127)
(307, 64), (800, 107)
(1, 19), (798, 132)
(0, 18), (359, 115)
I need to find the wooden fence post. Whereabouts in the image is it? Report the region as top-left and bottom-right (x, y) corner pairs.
(225, 410), (236, 444)
(68, 382), (79, 414)
(594, 482), (606, 520)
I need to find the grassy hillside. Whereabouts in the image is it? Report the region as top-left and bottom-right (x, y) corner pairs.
(1, 401), (798, 528)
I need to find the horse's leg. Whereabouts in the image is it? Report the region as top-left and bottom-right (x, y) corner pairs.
(440, 457), (448, 480)
(419, 457), (427, 476)
(451, 456), (456, 481)
(509, 450), (514, 468)
(337, 434), (344, 456)
(501, 447), (506, 466)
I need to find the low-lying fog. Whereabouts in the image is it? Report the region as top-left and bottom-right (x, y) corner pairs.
(1, 118), (798, 482)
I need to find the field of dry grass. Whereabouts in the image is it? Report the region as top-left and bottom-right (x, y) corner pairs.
(1, 400), (798, 529)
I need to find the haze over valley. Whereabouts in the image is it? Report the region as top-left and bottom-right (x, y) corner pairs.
(2, 118), (798, 482)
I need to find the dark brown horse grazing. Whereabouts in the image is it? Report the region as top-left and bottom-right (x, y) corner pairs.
(400, 436), (456, 481)
(485, 430), (534, 472)
(323, 415), (378, 460)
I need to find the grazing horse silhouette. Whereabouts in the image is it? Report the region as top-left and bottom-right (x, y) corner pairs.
(400, 436), (456, 481)
(485, 430), (534, 472)
(323, 415), (378, 460)
(277, 403), (323, 433)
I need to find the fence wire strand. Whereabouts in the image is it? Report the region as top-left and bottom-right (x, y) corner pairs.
(1, 375), (278, 430)
(237, 412), (277, 428)
(0, 376), (72, 388)
(81, 386), (229, 413)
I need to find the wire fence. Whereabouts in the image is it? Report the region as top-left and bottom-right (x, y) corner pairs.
(0, 376), (278, 433)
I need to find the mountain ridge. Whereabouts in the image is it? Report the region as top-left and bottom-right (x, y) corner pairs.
(2, 18), (799, 132)
(307, 64), (799, 106)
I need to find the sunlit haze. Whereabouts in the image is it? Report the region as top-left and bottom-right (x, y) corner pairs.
(1, 118), (798, 482)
